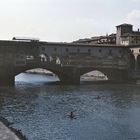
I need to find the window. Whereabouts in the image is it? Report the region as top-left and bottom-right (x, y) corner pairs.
(109, 49), (112, 55)
(54, 48), (57, 52)
(77, 48), (80, 53)
(99, 49), (102, 53)
(88, 49), (91, 54)
(66, 48), (69, 52)
(119, 49), (122, 54)
(42, 47), (45, 51)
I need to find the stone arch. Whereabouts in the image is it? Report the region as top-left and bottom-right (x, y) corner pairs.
(15, 68), (60, 82)
(80, 68), (128, 82)
(81, 70), (108, 81)
(15, 67), (60, 81)
(136, 54), (140, 70)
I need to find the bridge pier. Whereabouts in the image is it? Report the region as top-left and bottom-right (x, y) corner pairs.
(58, 67), (80, 84)
(0, 67), (15, 86)
(0, 75), (15, 86)
(106, 69), (130, 82)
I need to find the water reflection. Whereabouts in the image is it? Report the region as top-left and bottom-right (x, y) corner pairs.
(0, 73), (140, 140)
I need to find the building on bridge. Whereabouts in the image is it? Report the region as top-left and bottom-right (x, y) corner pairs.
(116, 23), (140, 45)
(1, 23), (140, 86)
(73, 34), (116, 45)
(73, 23), (140, 46)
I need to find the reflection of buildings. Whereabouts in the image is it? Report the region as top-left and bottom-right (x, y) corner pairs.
(73, 23), (140, 46)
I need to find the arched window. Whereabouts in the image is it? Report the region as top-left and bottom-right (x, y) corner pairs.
(39, 54), (49, 62)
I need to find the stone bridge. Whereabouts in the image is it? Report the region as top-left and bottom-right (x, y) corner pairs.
(0, 40), (137, 85)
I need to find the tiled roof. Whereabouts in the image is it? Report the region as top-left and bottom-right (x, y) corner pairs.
(116, 23), (133, 27)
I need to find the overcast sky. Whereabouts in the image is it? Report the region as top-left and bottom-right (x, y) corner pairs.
(0, 0), (140, 42)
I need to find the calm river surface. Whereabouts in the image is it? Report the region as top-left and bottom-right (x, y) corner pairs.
(0, 73), (140, 140)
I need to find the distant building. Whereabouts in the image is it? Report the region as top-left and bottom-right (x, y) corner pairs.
(116, 23), (140, 45)
(73, 23), (140, 46)
(97, 34), (116, 44)
(73, 34), (116, 45)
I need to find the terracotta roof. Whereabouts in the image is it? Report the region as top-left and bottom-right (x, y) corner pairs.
(116, 23), (133, 27)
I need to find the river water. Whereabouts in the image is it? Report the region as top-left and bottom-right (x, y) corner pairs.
(0, 73), (140, 140)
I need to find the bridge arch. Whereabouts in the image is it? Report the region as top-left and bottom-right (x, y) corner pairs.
(81, 70), (108, 81)
(15, 68), (60, 82)
(79, 68), (128, 82)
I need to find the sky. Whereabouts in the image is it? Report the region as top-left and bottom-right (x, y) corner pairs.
(0, 0), (140, 42)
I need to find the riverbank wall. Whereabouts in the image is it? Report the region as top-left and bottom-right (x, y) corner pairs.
(0, 116), (27, 140)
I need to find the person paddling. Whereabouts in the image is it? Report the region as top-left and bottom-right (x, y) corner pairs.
(69, 111), (75, 119)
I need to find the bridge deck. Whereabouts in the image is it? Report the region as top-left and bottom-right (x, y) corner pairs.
(0, 40), (128, 48)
